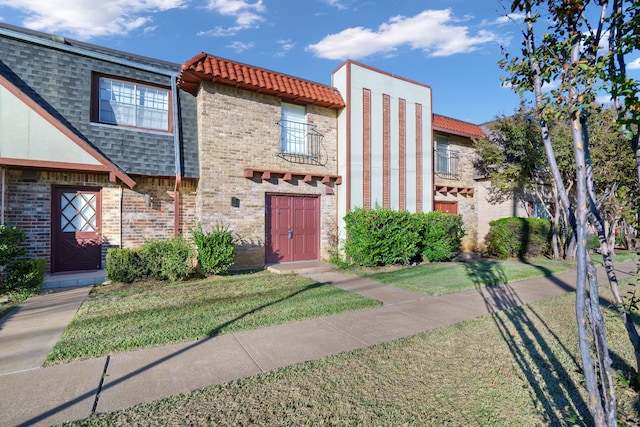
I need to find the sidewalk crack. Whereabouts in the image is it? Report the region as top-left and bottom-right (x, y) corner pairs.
(91, 355), (110, 415)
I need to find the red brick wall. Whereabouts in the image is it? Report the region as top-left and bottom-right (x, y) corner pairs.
(2, 168), (197, 272)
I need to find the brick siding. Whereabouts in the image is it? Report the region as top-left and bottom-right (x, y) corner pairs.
(195, 82), (339, 269)
(2, 168), (196, 272)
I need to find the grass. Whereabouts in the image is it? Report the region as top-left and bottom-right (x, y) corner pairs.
(46, 271), (380, 364)
(63, 281), (640, 426)
(353, 258), (574, 296)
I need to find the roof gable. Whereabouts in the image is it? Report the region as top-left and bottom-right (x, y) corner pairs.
(433, 114), (485, 139)
(178, 53), (345, 110)
(0, 74), (136, 188)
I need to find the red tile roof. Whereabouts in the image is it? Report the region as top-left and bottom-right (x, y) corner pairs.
(178, 53), (345, 110)
(433, 114), (485, 139)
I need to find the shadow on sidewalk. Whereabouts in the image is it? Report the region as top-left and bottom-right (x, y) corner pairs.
(463, 260), (592, 426)
(18, 282), (325, 426)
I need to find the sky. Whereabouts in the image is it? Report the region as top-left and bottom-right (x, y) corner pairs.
(0, 0), (638, 125)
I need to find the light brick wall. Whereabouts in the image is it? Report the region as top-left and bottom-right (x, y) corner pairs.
(195, 82), (339, 268)
(2, 168), (197, 272)
(433, 133), (478, 251)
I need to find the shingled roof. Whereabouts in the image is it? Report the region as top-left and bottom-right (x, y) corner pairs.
(178, 53), (345, 110)
(433, 114), (485, 139)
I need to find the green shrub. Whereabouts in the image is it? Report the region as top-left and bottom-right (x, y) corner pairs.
(344, 208), (421, 267)
(486, 217), (552, 259)
(0, 225), (26, 266)
(192, 224), (235, 275)
(139, 237), (194, 282)
(342, 208), (465, 267)
(415, 211), (465, 262)
(5, 258), (46, 291)
(106, 248), (145, 283)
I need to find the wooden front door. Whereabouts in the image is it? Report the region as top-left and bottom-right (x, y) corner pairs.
(434, 201), (458, 214)
(52, 186), (102, 272)
(265, 194), (319, 263)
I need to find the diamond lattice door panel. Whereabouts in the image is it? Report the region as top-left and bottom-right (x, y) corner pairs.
(265, 194), (319, 263)
(52, 187), (102, 272)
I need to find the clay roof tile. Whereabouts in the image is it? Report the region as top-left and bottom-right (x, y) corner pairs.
(433, 114), (485, 139)
(178, 53), (344, 109)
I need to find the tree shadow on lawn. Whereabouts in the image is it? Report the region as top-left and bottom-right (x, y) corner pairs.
(22, 281), (326, 426)
(463, 260), (592, 426)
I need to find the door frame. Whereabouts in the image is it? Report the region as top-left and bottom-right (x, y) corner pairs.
(265, 193), (320, 264)
(51, 185), (103, 273)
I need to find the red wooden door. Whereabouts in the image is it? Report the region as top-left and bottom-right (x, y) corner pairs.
(266, 195), (319, 263)
(434, 201), (458, 214)
(52, 186), (102, 272)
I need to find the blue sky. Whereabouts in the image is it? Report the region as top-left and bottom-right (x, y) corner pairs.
(1, 0), (637, 124)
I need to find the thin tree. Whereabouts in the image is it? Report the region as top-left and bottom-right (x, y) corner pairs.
(499, 0), (640, 424)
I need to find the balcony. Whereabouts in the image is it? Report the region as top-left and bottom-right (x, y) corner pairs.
(277, 120), (326, 165)
(435, 149), (460, 180)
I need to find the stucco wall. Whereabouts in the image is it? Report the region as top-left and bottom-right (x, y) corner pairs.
(332, 61), (433, 241)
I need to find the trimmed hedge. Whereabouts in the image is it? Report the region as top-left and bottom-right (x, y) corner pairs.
(0, 225), (45, 295)
(5, 259), (46, 292)
(106, 237), (194, 283)
(485, 217), (552, 259)
(192, 224), (235, 276)
(343, 208), (464, 266)
(414, 211), (465, 262)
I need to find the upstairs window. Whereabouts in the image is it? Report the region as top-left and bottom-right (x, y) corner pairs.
(435, 139), (460, 179)
(280, 103), (307, 154)
(276, 102), (324, 165)
(94, 76), (170, 132)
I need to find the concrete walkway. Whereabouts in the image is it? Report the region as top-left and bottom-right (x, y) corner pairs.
(0, 260), (636, 426)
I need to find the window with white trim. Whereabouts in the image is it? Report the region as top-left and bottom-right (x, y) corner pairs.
(280, 103), (307, 154)
(436, 140), (451, 173)
(96, 76), (170, 131)
(435, 138), (460, 179)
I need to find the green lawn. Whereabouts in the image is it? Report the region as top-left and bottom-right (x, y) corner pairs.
(46, 272), (380, 364)
(64, 283), (640, 426)
(354, 258), (574, 296)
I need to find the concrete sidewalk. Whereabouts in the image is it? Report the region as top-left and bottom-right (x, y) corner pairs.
(0, 261), (636, 426)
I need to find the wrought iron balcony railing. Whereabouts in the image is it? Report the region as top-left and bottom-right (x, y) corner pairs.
(276, 120), (326, 165)
(436, 149), (460, 179)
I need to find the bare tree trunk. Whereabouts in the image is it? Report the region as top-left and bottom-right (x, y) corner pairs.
(522, 4), (615, 423)
(552, 182), (561, 260)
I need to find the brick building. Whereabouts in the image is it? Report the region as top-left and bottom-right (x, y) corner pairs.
(177, 53), (344, 268)
(0, 23), (198, 277)
(2, 23), (519, 280)
(432, 114), (485, 251)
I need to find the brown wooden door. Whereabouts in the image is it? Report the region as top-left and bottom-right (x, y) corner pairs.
(265, 194), (319, 263)
(52, 186), (102, 272)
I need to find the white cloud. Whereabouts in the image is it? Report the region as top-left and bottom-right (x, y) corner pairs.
(275, 38), (295, 57)
(198, 25), (245, 37)
(628, 57), (640, 70)
(0, 0), (185, 39)
(324, 0), (348, 10)
(306, 9), (500, 60)
(491, 13), (526, 25)
(205, 0), (264, 28)
(226, 40), (254, 52)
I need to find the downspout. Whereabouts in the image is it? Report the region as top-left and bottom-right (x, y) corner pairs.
(1, 167), (5, 225)
(172, 75), (182, 237)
